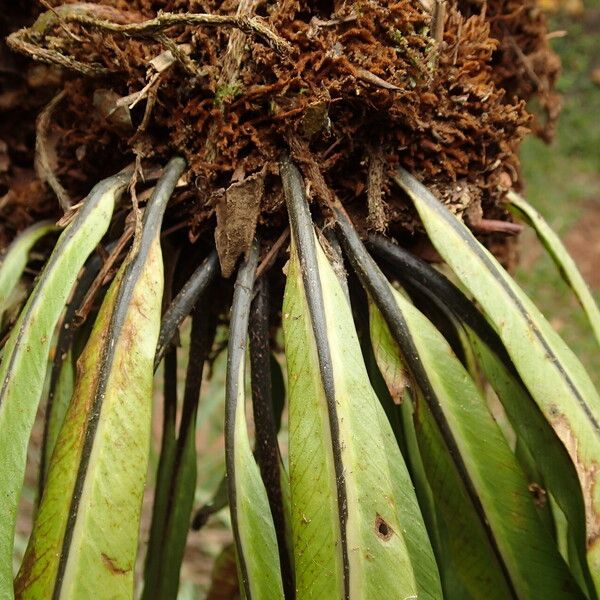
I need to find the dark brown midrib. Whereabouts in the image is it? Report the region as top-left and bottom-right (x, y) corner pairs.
(224, 242), (259, 599)
(394, 168), (600, 436)
(281, 157), (351, 600)
(335, 208), (519, 600)
(51, 158), (184, 600)
(0, 173), (129, 412)
(249, 276), (295, 599)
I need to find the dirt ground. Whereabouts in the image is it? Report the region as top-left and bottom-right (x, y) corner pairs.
(564, 202), (600, 289)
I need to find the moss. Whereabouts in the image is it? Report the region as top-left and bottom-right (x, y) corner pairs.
(214, 82), (243, 108)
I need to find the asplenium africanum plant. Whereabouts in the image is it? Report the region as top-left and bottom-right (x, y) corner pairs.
(1, 1), (599, 600)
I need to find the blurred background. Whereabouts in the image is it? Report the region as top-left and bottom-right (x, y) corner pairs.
(518, 0), (600, 387)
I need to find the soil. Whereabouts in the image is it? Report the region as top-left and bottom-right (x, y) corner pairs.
(517, 203), (600, 291)
(1, 0), (561, 273)
(563, 201), (600, 290)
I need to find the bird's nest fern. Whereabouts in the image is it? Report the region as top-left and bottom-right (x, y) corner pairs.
(0, 2), (598, 600)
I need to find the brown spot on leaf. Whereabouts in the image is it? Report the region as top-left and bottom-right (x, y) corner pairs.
(101, 552), (131, 576)
(528, 482), (547, 508)
(13, 542), (41, 595)
(375, 514), (394, 541)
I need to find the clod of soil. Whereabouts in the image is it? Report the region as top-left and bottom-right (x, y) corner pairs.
(2, 0), (560, 270)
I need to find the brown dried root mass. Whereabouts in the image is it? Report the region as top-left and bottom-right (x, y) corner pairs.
(459, 0), (562, 141)
(2, 0), (560, 259)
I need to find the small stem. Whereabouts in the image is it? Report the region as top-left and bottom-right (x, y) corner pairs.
(35, 91), (71, 211)
(75, 226), (134, 324)
(470, 218), (523, 235)
(366, 146), (387, 233)
(432, 0), (447, 47)
(285, 134), (336, 210)
(322, 228), (350, 301)
(428, 0), (446, 69)
(255, 227), (290, 279)
(64, 10), (292, 55)
(249, 277), (294, 598)
(8, 8), (291, 77)
(6, 30), (108, 76)
(225, 241), (260, 600)
(155, 35), (201, 77)
(155, 251), (220, 369)
(205, 0), (263, 163)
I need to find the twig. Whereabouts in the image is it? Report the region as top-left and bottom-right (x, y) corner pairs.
(255, 227), (290, 278)
(75, 227), (134, 323)
(63, 11), (293, 55)
(220, 0), (261, 83)
(128, 72), (162, 110)
(140, 86), (159, 131)
(39, 0), (83, 42)
(470, 218), (523, 235)
(155, 35), (202, 77)
(432, 0), (447, 47)
(205, 0), (262, 164)
(424, 0), (446, 72)
(120, 59), (167, 133)
(160, 220), (189, 238)
(309, 14), (358, 28)
(128, 155), (144, 252)
(452, 17), (462, 66)
(35, 90), (72, 212)
(507, 34), (544, 92)
(285, 133), (336, 211)
(546, 30), (567, 40)
(6, 30), (108, 76)
(8, 9), (291, 78)
(137, 76), (160, 132)
(353, 65), (401, 91)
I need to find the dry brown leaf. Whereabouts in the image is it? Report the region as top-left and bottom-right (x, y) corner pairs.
(214, 169), (265, 278)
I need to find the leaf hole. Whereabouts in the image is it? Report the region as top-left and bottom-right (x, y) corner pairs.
(528, 482), (547, 508)
(375, 514), (393, 541)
